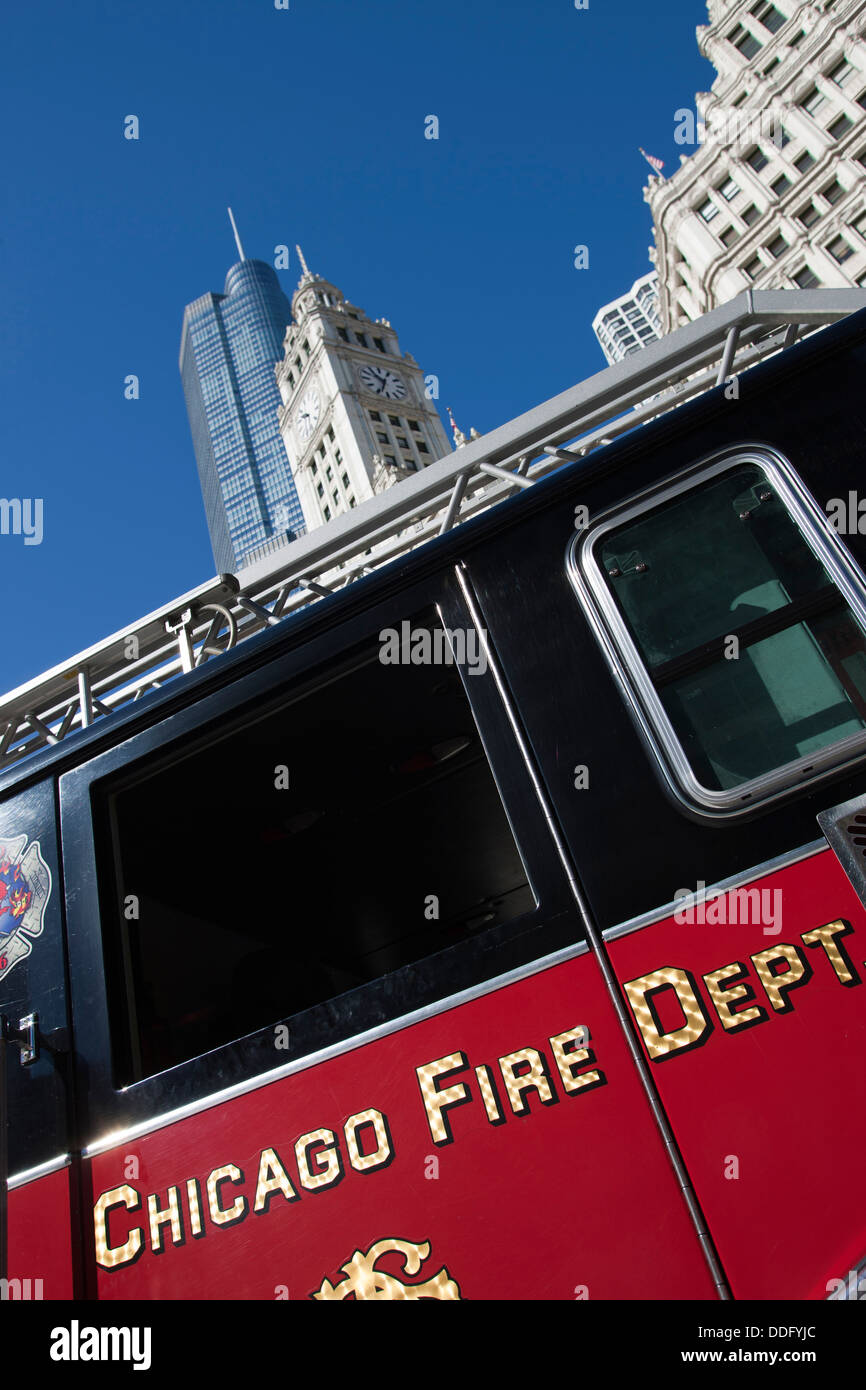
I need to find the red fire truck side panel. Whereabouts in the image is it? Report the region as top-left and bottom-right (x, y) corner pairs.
(7, 1165), (75, 1299)
(608, 847), (866, 1300)
(89, 950), (717, 1300)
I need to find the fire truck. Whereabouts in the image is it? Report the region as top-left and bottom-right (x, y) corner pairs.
(2, 289), (866, 1301)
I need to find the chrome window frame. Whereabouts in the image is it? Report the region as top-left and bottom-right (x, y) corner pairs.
(566, 443), (866, 819)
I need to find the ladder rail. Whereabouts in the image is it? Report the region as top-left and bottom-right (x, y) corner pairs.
(0, 290), (863, 772)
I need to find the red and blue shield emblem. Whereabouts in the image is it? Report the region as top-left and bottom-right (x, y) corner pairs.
(0, 834), (52, 982)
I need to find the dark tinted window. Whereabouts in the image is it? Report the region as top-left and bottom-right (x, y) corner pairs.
(97, 615), (533, 1080)
(597, 464), (866, 793)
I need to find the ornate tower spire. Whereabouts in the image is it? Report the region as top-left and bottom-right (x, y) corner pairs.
(447, 405), (468, 448)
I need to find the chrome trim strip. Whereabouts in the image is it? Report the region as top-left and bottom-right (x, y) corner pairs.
(8, 1153), (70, 1189)
(566, 444), (866, 820)
(85, 936), (590, 1157)
(602, 839), (827, 943)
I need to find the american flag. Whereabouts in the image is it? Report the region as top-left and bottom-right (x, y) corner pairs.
(639, 147), (665, 175)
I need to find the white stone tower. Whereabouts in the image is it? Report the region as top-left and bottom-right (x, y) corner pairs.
(276, 250), (452, 534)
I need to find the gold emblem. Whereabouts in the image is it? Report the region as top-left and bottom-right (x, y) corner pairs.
(312, 1238), (461, 1300)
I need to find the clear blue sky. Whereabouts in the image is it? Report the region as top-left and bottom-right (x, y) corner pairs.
(1, 0), (713, 694)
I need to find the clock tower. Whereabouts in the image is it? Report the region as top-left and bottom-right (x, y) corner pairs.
(276, 250), (452, 533)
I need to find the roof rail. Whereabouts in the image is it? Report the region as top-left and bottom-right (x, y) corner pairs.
(3, 289), (864, 771)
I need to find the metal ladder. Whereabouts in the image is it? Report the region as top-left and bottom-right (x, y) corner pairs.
(0, 288), (863, 774)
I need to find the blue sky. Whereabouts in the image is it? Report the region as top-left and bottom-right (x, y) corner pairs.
(1, 0), (714, 693)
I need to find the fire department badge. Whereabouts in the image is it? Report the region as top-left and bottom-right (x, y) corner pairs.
(0, 835), (52, 984)
(312, 1238), (461, 1300)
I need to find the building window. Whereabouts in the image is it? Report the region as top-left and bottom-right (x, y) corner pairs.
(827, 233), (854, 263)
(338, 328), (349, 342)
(377, 431), (388, 443)
(409, 419), (422, 432)
(828, 114), (854, 140)
(326, 466), (333, 481)
(388, 414), (401, 425)
(742, 204), (761, 226)
(332, 490), (339, 505)
(374, 337), (387, 353)
(287, 371), (295, 390)
(384, 454), (396, 467)
(698, 198), (719, 222)
(342, 472), (350, 487)
(750, 1), (785, 33)
(733, 91), (748, 107)
(794, 150), (816, 173)
(801, 86), (829, 118)
(417, 442), (430, 454)
(334, 448), (342, 465)
(852, 211), (866, 240)
(327, 426), (335, 441)
(348, 494), (356, 507)
(396, 436), (409, 448)
(302, 340), (310, 356)
(745, 145), (769, 172)
(718, 177), (740, 200)
(788, 29), (806, 47)
(821, 178), (845, 205)
(370, 410), (382, 421)
(767, 233), (788, 259)
(323, 505), (331, 520)
(828, 58), (858, 89)
(763, 57), (781, 76)
(720, 226), (737, 247)
(729, 24), (762, 60)
(792, 264), (821, 288)
(742, 254), (763, 279)
(576, 456), (866, 813)
(317, 482), (324, 497)
(770, 173), (791, 197)
(797, 201), (821, 227)
(311, 460), (318, 475)
(773, 124), (791, 147)
(356, 332), (368, 347)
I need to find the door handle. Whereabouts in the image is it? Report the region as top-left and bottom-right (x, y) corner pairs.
(1, 1013), (39, 1067)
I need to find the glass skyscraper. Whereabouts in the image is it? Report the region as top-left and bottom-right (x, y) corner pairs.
(180, 258), (305, 573)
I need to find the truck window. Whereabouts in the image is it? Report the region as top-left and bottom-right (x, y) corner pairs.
(95, 612), (534, 1081)
(572, 452), (866, 813)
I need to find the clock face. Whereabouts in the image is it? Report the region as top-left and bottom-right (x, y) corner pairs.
(296, 388), (321, 442)
(359, 365), (408, 401)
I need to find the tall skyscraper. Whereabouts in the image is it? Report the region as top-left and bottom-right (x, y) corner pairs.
(592, 272), (663, 364)
(274, 251), (451, 539)
(179, 218), (305, 573)
(645, 0), (866, 333)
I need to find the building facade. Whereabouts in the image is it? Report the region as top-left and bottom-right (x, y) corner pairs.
(592, 272), (663, 364)
(180, 259), (305, 574)
(274, 258), (451, 537)
(646, 0), (866, 333)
